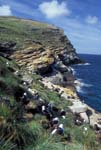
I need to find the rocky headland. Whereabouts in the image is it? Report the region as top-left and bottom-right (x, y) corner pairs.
(0, 17), (101, 150)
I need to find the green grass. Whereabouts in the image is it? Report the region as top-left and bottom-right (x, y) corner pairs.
(0, 137), (15, 150)
(0, 17), (52, 49)
(0, 56), (21, 100)
(0, 16), (65, 50)
(31, 74), (72, 109)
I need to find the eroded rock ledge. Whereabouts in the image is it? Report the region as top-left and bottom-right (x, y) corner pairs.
(9, 27), (82, 74)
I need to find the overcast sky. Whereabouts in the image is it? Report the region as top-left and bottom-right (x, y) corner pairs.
(0, 0), (101, 54)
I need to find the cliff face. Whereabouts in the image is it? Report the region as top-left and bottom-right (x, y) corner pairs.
(0, 16), (83, 92)
(10, 28), (81, 74)
(0, 17), (81, 76)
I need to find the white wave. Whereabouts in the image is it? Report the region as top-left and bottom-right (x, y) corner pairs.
(74, 79), (92, 87)
(75, 85), (85, 93)
(84, 63), (91, 66)
(77, 63), (91, 66)
(74, 79), (92, 93)
(69, 67), (76, 75)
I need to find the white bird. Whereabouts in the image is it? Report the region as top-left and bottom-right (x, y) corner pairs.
(83, 119), (86, 123)
(23, 82), (26, 85)
(52, 117), (59, 121)
(62, 115), (66, 119)
(39, 98), (44, 102)
(84, 127), (88, 131)
(23, 92), (27, 96)
(42, 105), (45, 112)
(76, 120), (79, 123)
(51, 128), (57, 135)
(6, 62), (9, 65)
(59, 124), (63, 129)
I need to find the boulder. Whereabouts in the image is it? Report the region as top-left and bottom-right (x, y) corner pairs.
(0, 41), (16, 54)
(69, 102), (88, 113)
(80, 112), (89, 123)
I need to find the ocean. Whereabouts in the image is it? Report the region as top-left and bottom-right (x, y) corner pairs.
(73, 54), (101, 112)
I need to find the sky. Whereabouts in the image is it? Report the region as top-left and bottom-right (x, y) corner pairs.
(0, 0), (101, 54)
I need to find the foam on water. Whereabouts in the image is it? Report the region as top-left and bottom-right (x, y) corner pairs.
(74, 78), (92, 93)
(77, 63), (91, 66)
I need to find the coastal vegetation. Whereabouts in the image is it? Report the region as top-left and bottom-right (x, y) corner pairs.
(0, 17), (101, 150)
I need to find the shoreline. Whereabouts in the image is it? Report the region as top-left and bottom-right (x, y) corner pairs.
(40, 75), (101, 129)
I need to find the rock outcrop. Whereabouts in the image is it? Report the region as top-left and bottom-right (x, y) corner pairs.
(9, 26), (81, 75)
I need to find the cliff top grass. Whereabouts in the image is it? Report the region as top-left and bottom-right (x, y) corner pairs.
(0, 16), (61, 49)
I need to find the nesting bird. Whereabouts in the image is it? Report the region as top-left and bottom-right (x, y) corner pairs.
(23, 81), (27, 86)
(60, 109), (66, 119)
(84, 127), (88, 131)
(52, 117), (59, 124)
(75, 119), (82, 126)
(23, 92), (27, 96)
(58, 124), (64, 135)
(83, 127), (88, 134)
(22, 92), (27, 101)
(42, 105), (45, 112)
(51, 128), (57, 135)
(6, 62), (9, 65)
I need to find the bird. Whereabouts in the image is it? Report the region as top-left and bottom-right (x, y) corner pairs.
(42, 105), (45, 112)
(6, 62), (9, 65)
(58, 124), (64, 135)
(23, 92), (27, 96)
(52, 117), (59, 124)
(51, 128), (57, 135)
(23, 82), (27, 86)
(60, 109), (66, 119)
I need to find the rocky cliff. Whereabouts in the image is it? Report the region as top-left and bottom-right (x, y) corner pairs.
(0, 17), (81, 75)
(1, 17), (100, 150)
(0, 16), (83, 92)
(11, 30), (81, 74)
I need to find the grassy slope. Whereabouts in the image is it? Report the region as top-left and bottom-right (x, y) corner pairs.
(0, 56), (20, 102)
(0, 17), (101, 150)
(0, 16), (57, 49)
(0, 56), (100, 150)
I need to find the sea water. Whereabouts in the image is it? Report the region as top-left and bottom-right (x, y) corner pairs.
(73, 54), (101, 112)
